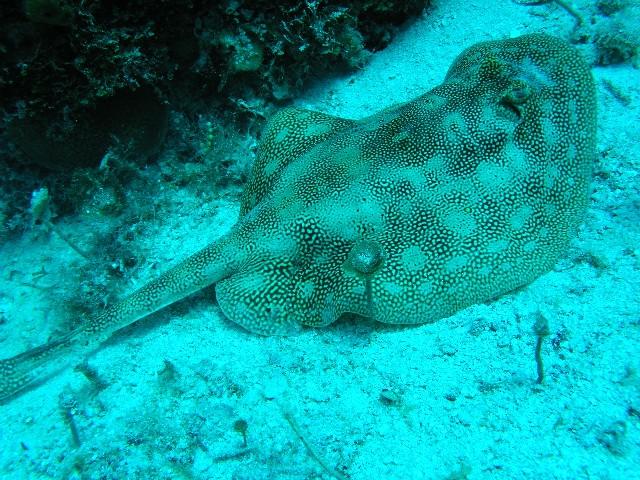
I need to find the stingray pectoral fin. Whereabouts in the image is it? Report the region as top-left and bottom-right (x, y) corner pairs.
(216, 272), (302, 336)
(0, 237), (238, 404)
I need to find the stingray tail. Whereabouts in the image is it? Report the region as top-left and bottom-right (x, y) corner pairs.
(0, 238), (238, 404)
(0, 330), (80, 403)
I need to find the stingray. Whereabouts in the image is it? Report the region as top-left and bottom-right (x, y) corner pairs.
(0, 34), (596, 403)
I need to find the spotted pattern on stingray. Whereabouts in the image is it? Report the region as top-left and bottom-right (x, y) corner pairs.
(219, 33), (596, 334)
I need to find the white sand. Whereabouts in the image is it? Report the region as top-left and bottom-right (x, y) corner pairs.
(1, 1), (639, 479)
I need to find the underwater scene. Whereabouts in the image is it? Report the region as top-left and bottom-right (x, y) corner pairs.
(0, 0), (638, 478)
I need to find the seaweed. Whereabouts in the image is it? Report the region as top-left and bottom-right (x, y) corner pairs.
(532, 312), (550, 384)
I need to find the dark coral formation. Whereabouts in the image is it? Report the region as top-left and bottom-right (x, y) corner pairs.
(0, 0), (429, 168)
(8, 87), (168, 170)
(0, 1), (428, 239)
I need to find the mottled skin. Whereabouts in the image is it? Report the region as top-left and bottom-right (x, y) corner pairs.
(0, 34), (596, 402)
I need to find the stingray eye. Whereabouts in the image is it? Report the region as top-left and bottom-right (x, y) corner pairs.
(499, 80), (532, 120)
(347, 239), (384, 275)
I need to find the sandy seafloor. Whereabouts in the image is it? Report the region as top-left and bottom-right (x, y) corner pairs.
(1, 0), (639, 479)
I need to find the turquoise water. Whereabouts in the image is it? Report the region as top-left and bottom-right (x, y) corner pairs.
(1, 1), (638, 479)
